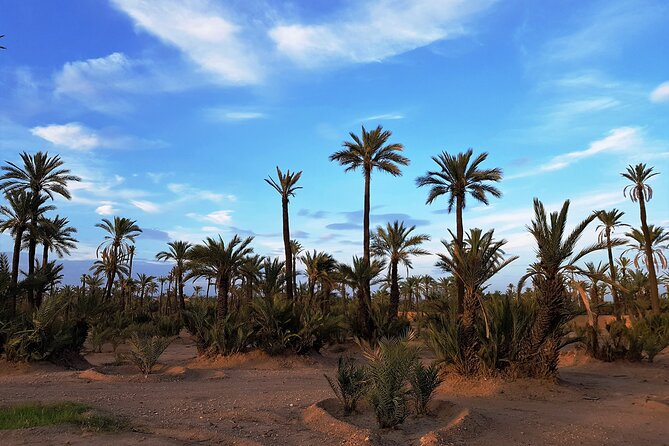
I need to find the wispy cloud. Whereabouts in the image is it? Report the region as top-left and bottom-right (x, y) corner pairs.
(270, 0), (496, 66)
(95, 202), (117, 216)
(187, 210), (234, 225)
(111, 0), (263, 85)
(205, 108), (266, 121)
(31, 122), (164, 151)
(131, 200), (161, 213)
(508, 127), (643, 179)
(361, 113), (405, 122)
(650, 81), (669, 103)
(167, 183), (235, 203)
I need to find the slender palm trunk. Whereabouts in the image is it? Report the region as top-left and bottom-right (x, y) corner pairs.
(360, 168), (373, 336)
(27, 216), (37, 308)
(159, 281), (164, 314)
(9, 227), (25, 316)
(389, 260), (400, 320)
(282, 197), (294, 301)
(178, 270), (185, 310)
(455, 194), (465, 315)
(293, 254), (298, 296)
(638, 198), (660, 314)
(605, 230), (621, 319)
(34, 243), (49, 307)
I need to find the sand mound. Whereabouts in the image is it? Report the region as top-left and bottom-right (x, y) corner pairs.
(303, 398), (479, 446)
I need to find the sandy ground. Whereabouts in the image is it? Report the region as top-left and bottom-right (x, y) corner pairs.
(0, 332), (667, 446)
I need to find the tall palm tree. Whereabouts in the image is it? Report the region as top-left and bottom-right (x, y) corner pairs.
(290, 239), (303, 294)
(330, 125), (409, 336)
(371, 220), (430, 320)
(518, 199), (606, 378)
(265, 167), (302, 301)
(95, 217), (142, 302)
(596, 209), (627, 318)
(0, 151), (80, 306)
(416, 149), (502, 315)
(188, 235), (254, 319)
(624, 225), (668, 270)
(0, 192), (53, 311)
(156, 240), (192, 310)
(436, 228), (517, 375)
(622, 163), (661, 314)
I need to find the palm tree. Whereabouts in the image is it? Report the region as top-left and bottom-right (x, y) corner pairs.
(136, 273), (156, 308)
(193, 285), (202, 297)
(416, 149), (502, 315)
(436, 228), (517, 374)
(371, 221), (430, 320)
(596, 209), (627, 318)
(0, 191), (53, 312)
(290, 239), (303, 294)
(624, 225), (668, 270)
(188, 235), (254, 319)
(156, 240), (192, 310)
(338, 256), (386, 334)
(401, 276), (422, 309)
(622, 163), (661, 314)
(90, 250), (129, 296)
(330, 125), (409, 336)
(240, 254), (264, 301)
(0, 152), (79, 306)
(260, 257), (285, 299)
(95, 217), (142, 302)
(518, 199), (606, 378)
(266, 167), (302, 301)
(300, 250), (337, 308)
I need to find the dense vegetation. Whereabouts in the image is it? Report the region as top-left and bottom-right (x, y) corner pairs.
(0, 133), (667, 388)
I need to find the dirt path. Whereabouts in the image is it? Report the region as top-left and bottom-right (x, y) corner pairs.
(0, 335), (667, 445)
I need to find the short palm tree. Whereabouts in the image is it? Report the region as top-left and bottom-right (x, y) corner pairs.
(95, 217), (142, 301)
(371, 221), (430, 320)
(290, 239), (303, 294)
(188, 235), (254, 319)
(300, 250), (338, 307)
(596, 209), (627, 318)
(518, 198), (606, 378)
(240, 254), (264, 301)
(266, 167), (302, 301)
(622, 163), (661, 314)
(624, 225), (668, 270)
(416, 149), (502, 315)
(338, 256), (386, 335)
(156, 240), (192, 310)
(330, 125), (408, 336)
(0, 151), (79, 306)
(260, 257), (285, 299)
(136, 273), (156, 308)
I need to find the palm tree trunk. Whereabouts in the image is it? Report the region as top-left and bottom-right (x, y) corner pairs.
(293, 254), (298, 296)
(282, 197), (294, 301)
(362, 168), (373, 337)
(34, 243), (49, 307)
(178, 271), (185, 310)
(27, 219), (37, 308)
(389, 260), (400, 321)
(455, 194), (465, 316)
(605, 230), (621, 319)
(216, 274), (229, 320)
(9, 227), (24, 316)
(638, 198), (660, 314)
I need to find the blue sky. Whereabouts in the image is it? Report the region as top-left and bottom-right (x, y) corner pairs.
(0, 0), (668, 290)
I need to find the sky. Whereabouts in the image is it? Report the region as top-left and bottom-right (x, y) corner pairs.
(0, 0), (668, 291)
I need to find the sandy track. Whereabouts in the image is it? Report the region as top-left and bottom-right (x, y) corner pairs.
(0, 335), (667, 445)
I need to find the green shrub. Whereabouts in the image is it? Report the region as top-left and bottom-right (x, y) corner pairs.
(325, 356), (367, 415)
(409, 362), (442, 415)
(362, 332), (419, 428)
(126, 334), (174, 377)
(183, 300), (252, 356)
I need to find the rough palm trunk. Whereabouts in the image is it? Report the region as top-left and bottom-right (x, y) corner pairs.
(638, 198), (660, 314)
(455, 194), (465, 316)
(178, 270), (185, 310)
(282, 197), (294, 301)
(605, 230), (621, 319)
(293, 254), (298, 297)
(27, 219), (37, 308)
(216, 275), (229, 320)
(460, 288), (480, 376)
(9, 227), (24, 316)
(388, 260), (400, 321)
(361, 168), (373, 337)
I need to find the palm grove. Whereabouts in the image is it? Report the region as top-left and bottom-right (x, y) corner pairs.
(0, 128), (667, 378)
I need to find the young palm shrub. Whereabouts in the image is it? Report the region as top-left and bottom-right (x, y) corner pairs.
(126, 334), (174, 377)
(362, 332), (419, 428)
(409, 362), (442, 415)
(436, 228), (517, 376)
(325, 356), (367, 415)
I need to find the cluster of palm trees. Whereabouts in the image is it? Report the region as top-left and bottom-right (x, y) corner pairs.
(0, 130), (666, 351)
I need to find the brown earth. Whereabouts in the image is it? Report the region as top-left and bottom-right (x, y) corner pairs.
(0, 332), (667, 445)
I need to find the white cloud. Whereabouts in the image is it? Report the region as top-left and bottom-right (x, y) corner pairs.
(168, 183), (235, 202)
(206, 109), (266, 121)
(96, 203), (117, 215)
(270, 0), (495, 66)
(187, 210), (234, 225)
(31, 123), (100, 150)
(509, 127), (643, 179)
(111, 0), (262, 85)
(650, 81), (669, 103)
(131, 200), (161, 213)
(361, 113), (405, 122)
